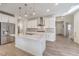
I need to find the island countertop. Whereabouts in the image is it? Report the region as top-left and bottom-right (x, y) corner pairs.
(16, 32), (45, 41)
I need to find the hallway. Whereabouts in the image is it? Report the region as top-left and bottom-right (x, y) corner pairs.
(0, 36), (79, 56)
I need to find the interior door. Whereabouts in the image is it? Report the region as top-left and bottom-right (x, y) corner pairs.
(56, 21), (64, 35)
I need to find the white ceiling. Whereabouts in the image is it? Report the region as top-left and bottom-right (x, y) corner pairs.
(0, 3), (79, 19)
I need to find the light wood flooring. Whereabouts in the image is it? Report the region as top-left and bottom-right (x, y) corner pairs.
(0, 35), (79, 56)
(0, 43), (32, 56)
(44, 35), (79, 56)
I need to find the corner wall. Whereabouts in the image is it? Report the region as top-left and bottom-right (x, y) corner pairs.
(74, 11), (79, 44)
(64, 15), (74, 39)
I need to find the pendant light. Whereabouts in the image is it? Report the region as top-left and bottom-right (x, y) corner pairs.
(18, 7), (22, 19)
(32, 7), (36, 16)
(24, 3), (28, 17)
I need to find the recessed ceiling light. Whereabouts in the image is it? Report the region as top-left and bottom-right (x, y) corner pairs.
(33, 12), (36, 15)
(46, 9), (50, 12)
(24, 14), (28, 17)
(55, 3), (59, 6)
(18, 16), (22, 19)
(24, 3), (27, 6)
(61, 16), (64, 19)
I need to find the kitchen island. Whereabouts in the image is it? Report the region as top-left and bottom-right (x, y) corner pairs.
(15, 33), (46, 56)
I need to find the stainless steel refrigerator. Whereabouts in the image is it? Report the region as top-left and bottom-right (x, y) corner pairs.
(0, 22), (15, 45)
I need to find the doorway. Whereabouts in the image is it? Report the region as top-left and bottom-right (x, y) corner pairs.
(56, 21), (64, 36)
(66, 23), (72, 38)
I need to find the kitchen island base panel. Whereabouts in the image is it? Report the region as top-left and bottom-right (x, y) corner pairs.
(15, 36), (46, 56)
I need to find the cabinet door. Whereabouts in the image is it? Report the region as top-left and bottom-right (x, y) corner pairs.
(9, 23), (15, 34)
(44, 17), (55, 28)
(9, 16), (15, 24)
(2, 14), (8, 22)
(1, 22), (7, 36)
(1, 36), (7, 44)
(45, 33), (56, 41)
(1, 23), (7, 44)
(10, 36), (15, 42)
(44, 17), (50, 28)
(6, 35), (14, 42)
(27, 20), (37, 28)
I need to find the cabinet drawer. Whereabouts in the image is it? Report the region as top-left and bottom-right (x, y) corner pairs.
(1, 36), (7, 44)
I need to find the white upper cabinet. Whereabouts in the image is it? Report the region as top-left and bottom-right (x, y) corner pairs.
(27, 16), (56, 28)
(2, 14), (8, 22)
(0, 14), (8, 22)
(8, 16), (16, 24)
(27, 19), (37, 28)
(0, 13), (16, 24)
(44, 16), (55, 28)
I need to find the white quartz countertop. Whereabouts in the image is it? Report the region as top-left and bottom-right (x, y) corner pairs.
(16, 33), (45, 40)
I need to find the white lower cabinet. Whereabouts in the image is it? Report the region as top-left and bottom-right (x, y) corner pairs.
(1, 36), (7, 44)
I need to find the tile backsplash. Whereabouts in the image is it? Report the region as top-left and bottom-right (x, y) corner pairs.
(26, 28), (55, 33)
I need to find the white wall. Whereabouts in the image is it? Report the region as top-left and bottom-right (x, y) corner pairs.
(64, 15), (74, 39)
(56, 15), (74, 39)
(74, 11), (79, 44)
